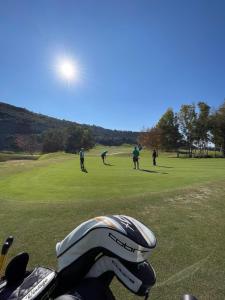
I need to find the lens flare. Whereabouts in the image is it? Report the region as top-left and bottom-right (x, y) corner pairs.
(56, 58), (80, 83)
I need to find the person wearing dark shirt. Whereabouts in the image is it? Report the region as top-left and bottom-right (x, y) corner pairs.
(79, 148), (85, 171)
(152, 149), (157, 166)
(101, 151), (108, 164)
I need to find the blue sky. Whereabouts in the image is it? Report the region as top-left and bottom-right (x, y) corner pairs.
(0, 0), (225, 131)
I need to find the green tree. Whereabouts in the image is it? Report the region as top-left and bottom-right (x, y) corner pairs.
(64, 126), (94, 153)
(81, 128), (95, 149)
(195, 102), (211, 156)
(157, 108), (181, 151)
(178, 104), (197, 157)
(42, 129), (65, 153)
(211, 101), (225, 157)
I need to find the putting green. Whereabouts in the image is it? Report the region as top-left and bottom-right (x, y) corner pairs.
(0, 150), (224, 202)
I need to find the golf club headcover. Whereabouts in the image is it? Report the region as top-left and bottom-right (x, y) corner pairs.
(5, 252), (29, 286)
(85, 256), (156, 296)
(56, 215), (156, 294)
(56, 215), (156, 269)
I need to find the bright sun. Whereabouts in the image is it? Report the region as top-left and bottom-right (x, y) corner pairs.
(57, 58), (80, 82)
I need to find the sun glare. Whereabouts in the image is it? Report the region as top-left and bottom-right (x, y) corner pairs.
(56, 58), (80, 83)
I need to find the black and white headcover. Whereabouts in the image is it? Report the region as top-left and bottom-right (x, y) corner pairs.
(56, 215), (156, 273)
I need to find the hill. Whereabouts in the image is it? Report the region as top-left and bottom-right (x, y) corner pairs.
(0, 102), (138, 151)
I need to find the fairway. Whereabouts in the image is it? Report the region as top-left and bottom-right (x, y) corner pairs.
(0, 148), (225, 300)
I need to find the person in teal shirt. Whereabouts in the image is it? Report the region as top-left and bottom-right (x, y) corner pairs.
(132, 146), (140, 169)
(101, 151), (108, 164)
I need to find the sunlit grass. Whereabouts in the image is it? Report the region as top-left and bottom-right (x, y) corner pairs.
(0, 148), (225, 299)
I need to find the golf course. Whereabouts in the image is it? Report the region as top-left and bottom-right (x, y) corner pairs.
(0, 146), (225, 299)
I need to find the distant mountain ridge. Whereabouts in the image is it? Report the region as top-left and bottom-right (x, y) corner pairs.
(0, 102), (138, 150)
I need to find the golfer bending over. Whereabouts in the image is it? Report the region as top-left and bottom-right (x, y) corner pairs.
(132, 146), (140, 169)
(101, 151), (108, 164)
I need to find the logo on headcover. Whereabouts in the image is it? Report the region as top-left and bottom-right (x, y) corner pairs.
(108, 233), (135, 253)
(116, 216), (135, 231)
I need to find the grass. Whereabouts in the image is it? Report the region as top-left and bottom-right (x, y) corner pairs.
(0, 147), (225, 299)
(0, 152), (40, 162)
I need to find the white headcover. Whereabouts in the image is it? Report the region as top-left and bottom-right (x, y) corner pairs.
(56, 215), (156, 272)
(85, 256), (144, 293)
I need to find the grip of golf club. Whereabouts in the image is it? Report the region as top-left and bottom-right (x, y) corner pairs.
(0, 238), (14, 277)
(5, 236), (14, 248)
(1, 242), (10, 255)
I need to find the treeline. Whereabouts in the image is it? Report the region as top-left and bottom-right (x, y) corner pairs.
(14, 126), (137, 153)
(15, 125), (94, 154)
(139, 100), (225, 157)
(90, 125), (138, 146)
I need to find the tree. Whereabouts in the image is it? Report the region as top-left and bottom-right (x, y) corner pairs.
(64, 126), (94, 153)
(178, 104), (197, 157)
(15, 134), (39, 154)
(138, 127), (162, 152)
(211, 101), (225, 157)
(157, 108), (181, 151)
(64, 126), (83, 153)
(42, 129), (65, 153)
(81, 128), (95, 150)
(195, 102), (211, 156)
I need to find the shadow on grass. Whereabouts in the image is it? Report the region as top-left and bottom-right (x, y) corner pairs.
(139, 168), (168, 175)
(104, 163), (114, 166)
(157, 165), (173, 168)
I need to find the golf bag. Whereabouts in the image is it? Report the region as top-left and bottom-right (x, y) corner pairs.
(0, 254), (113, 300)
(0, 254), (57, 300)
(0, 215), (157, 300)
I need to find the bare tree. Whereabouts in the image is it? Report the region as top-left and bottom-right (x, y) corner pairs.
(15, 134), (38, 154)
(138, 127), (162, 154)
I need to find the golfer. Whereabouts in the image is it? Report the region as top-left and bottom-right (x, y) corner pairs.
(79, 148), (85, 171)
(152, 149), (157, 166)
(101, 151), (108, 164)
(132, 146), (140, 169)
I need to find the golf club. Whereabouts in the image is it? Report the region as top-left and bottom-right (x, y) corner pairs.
(0, 236), (14, 278)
